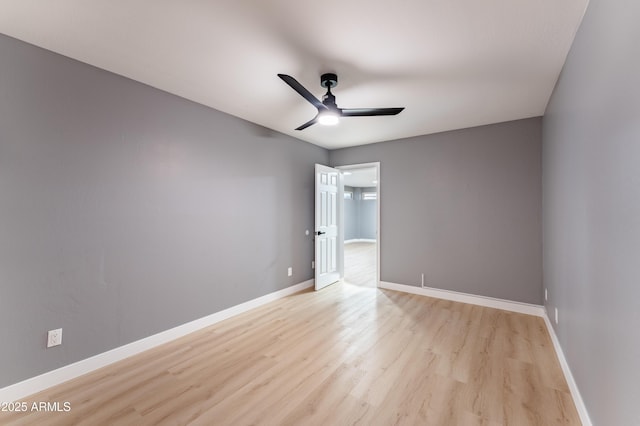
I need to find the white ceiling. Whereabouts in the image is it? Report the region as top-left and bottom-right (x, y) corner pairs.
(0, 0), (588, 149)
(343, 168), (377, 188)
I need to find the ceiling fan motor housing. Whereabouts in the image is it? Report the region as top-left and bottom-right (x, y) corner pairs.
(320, 73), (338, 88)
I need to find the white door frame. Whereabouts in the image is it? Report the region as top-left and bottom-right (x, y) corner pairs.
(336, 162), (381, 287)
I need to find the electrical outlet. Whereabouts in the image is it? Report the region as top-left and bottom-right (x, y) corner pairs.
(287, 267), (292, 277)
(47, 328), (62, 348)
(311, 261), (315, 269)
(545, 288), (548, 301)
(554, 308), (559, 325)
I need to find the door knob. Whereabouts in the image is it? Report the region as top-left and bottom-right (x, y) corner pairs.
(316, 231), (326, 235)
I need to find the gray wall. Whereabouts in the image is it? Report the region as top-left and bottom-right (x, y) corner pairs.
(0, 34), (328, 388)
(331, 118), (542, 304)
(542, 0), (640, 423)
(344, 186), (377, 241)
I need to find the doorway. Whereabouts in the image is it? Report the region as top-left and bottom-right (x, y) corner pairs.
(337, 163), (380, 288)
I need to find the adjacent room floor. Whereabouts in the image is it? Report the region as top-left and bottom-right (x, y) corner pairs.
(343, 241), (377, 288)
(1, 280), (580, 425)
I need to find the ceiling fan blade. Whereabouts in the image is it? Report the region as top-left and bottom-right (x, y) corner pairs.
(341, 107), (404, 117)
(278, 74), (324, 110)
(295, 116), (318, 131)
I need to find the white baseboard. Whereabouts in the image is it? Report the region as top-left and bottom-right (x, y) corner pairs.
(0, 279), (314, 403)
(344, 239), (376, 244)
(541, 309), (592, 426)
(378, 281), (545, 317)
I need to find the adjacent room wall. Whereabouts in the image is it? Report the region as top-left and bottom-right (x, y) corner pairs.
(344, 186), (377, 241)
(542, 0), (640, 423)
(0, 34), (328, 388)
(357, 187), (377, 240)
(343, 186), (358, 241)
(331, 118), (542, 304)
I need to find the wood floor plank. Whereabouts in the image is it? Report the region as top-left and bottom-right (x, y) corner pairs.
(1, 244), (580, 425)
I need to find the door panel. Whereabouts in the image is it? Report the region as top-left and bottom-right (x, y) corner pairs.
(315, 164), (341, 290)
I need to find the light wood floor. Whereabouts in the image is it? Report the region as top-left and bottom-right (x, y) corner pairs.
(344, 242), (377, 287)
(1, 286), (580, 425)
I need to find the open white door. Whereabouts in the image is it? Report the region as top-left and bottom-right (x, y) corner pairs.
(315, 164), (342, 290)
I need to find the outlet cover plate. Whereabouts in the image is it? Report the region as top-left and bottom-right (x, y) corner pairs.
(47, 328), (62, 348)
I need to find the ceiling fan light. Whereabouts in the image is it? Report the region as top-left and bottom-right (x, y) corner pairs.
(318, 111), (339, 126)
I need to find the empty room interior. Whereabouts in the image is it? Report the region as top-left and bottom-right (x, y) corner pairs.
(0, 1), (638, 425)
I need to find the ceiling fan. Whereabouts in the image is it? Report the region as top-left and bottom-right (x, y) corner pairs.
(278, 73), (404, 130)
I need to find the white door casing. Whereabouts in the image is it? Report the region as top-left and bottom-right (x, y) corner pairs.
(315, 164), (341, 290)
